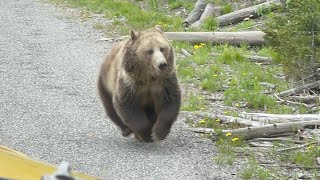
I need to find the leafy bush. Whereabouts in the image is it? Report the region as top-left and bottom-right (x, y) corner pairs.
(263, 0), (320, 81)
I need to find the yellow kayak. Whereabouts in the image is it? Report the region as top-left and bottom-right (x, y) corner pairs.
(0, 146), (99, 180)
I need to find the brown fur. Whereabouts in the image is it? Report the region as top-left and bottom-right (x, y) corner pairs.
(98, 25), (181, 142)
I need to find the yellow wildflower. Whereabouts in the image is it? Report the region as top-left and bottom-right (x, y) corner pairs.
(194, 45), (200, 49)
(215, 119), (221, 122)
(213, 74), (218, 77)
(200, 43), (206, 46)
(199, 119), (206, 124)
(226, 132), (232, 137)
(232, 137), (239, 142)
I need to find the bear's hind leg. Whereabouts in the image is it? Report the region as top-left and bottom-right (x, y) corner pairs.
(98, 77), (132, 137)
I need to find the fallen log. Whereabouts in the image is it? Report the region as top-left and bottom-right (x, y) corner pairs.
(164, 31), (265, 46)
(180, 111), (262, 127)
(216, 0), (282, 26)
(190, 3), (221, 29)
(211, 52), (272, 64)
(249, 137), (305, 144)
(287, 95), (320, 104)
(240, 112), (320, 122)
(277, 80), (320, 97)
(183, 0), (207, 27)
(189, 120), (320, 140)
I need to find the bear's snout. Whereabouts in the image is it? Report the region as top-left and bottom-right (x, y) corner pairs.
(158, 62), (167, 70)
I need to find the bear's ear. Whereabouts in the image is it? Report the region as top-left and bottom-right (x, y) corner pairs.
(154, 25), (163, 33)
(130, 29), (140, 41)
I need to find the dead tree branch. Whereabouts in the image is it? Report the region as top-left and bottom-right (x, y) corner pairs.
(277, 80), (320, 97)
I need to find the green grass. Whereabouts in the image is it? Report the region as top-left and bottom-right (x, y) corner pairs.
(181, 93), (207, 111)
(230, 19), (255, 31)
(167, 0), (194, 10)
(50, 0), (184, 34)
(198, 64), (227, 92)
(202, 17), (218, 31)
(221, 3), (233, 14)
(277, 142), (320, 168)
(239, 158), (273, 180)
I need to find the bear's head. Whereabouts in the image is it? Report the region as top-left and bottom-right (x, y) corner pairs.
(122, 25), (175, 81)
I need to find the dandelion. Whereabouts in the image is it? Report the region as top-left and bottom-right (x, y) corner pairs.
(194, 45), (200, 49)
(226, 132), (232, 137)
(232, 137), (239, 142)
(199, 119), (206, 124)
(215, 119), (221, 122)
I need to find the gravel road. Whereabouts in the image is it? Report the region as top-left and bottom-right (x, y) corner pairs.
(0, 0), (237, 179)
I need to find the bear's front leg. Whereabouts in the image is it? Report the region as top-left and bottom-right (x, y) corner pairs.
(114, 96), (154, 142)
(151, 100), (180, 141)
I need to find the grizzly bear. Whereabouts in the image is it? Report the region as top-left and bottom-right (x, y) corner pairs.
(97, 25), (181, 142)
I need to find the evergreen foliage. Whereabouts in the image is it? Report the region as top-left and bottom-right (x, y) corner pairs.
(264, 0), (320, 81)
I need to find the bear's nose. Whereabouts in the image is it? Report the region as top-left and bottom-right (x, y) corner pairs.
(158, 63), (167, 70)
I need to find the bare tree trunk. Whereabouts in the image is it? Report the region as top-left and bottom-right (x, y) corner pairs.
(190, 3), (221, 29)
(216, 0), (282, 26)
(183, 0), (207, 27)
(164, 31), (265, 46)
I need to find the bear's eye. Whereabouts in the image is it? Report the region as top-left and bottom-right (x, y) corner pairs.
(160, 47), (165, 52)
(147, 49), (154, 55)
